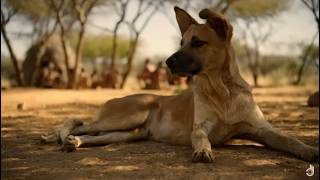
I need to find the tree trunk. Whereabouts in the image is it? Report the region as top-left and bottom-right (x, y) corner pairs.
(253, 50), (260, 87)
(253, 73), (259, 87)
(109, 17), (125, 71)
(56, 13), (71, 88)
(294, 58), (307, 85)
(109, 0), (128, 70)
(110, 27), (119, 70)
(1, 24), (23, 86)
(120, 37), (139, 88)
(71, 23), (86, 88)
(293, 33), (317, 85)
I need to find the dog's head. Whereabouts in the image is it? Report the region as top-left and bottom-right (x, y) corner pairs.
(166, 7), (233, 76)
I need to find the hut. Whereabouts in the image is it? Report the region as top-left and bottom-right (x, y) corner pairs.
(23, 34), (80, 87)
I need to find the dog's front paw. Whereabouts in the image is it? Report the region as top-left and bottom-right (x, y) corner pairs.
(298, 146), (319, 162)
(192, 148), (214, 163)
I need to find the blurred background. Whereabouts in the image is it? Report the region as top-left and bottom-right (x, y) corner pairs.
(1, 0), (319, 90)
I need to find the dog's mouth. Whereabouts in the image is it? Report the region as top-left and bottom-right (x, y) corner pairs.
(172, 71), (190, 77)
(190, 65), (202, 75)
(169, 65), (202, 77)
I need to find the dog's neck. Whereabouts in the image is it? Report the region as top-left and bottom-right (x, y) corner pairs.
(192, 45), (251, 103)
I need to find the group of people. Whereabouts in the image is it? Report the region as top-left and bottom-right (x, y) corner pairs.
(137, 58), (189, 90)
(38, 58), (189, 90)
(137, 59), (169, 89)
(39, 61), (64, 88)
(77, 67), (123, 89)
(37, 59), (122, 89)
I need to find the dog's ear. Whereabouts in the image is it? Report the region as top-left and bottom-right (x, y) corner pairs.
(174, 6), (198, 36)
(199, 9), (233, 42)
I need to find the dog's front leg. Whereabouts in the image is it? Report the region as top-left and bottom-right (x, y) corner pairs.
(191, 93), (216, 163)
(191, 121), (215, 163)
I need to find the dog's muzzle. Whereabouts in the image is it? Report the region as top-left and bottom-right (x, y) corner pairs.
(166, 52), (202, 76)
(166, 56), (177, 69)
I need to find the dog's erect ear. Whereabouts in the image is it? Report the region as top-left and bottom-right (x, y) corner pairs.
(199, 9), (233, 42)
(174, 6), (198, 36)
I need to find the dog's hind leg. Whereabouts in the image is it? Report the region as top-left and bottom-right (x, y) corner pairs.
(69, 109), (151, 136)
(62, 128), (148, 151)
(69, 94), (159, 136)
(57, 94), (159, 149)
(57, 110), (149, 150)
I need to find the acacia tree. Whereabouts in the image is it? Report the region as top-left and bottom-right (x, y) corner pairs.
(49, 0), (73, 88)
(294, 34), (319, 85)
(236, 20), (273, 87)
(2, 0), (70, 86)
(49, 0), (99, 88)
(99, 0), (165, 88)
(228, 0), (288, 87)
(120, 0), (163, 88)
(109, 0), (129, 70)
(70, 0), (98, 88)
(1, 2), (22, 85)
(5, 0), (56, 41)
(294, 0), (319, 85)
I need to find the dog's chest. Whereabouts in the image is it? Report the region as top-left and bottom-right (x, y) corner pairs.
(147, 110), (192, 145)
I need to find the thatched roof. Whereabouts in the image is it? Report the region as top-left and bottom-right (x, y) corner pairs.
(23, 34), (79, 86)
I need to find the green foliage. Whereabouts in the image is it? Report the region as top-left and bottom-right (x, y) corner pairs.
(6, 0), (53, 22)
(238, 53), (318, 86)
(230, 0), (289, 19)
(69, 34), (132, 61)
(259, 55), (297, 75)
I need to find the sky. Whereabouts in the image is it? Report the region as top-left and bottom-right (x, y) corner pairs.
(1, 0), (318, 63)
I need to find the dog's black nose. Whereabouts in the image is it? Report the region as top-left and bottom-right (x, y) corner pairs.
(166, 56), (176, 68)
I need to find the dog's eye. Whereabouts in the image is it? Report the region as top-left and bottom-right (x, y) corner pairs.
(191, 40), (207, 48)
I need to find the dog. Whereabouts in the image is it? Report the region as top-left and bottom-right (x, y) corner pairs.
(41, 7), (319, 163)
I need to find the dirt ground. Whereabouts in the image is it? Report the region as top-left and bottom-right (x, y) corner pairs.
(1, 86), (319, 180)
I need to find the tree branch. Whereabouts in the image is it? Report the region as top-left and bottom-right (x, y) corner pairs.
(301, 0), (313, 11)
(0, 8), (22, 85)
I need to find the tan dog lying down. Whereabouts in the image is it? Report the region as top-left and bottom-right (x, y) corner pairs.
(42, 7), (319, 163)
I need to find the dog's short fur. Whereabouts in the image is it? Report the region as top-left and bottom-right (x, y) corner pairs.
(42, 7), (319, 163)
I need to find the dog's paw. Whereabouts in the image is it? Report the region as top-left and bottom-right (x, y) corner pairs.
(298, 146), (319, 162)
(192, 148), (215, 163)
(61, 135), (80, 152)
